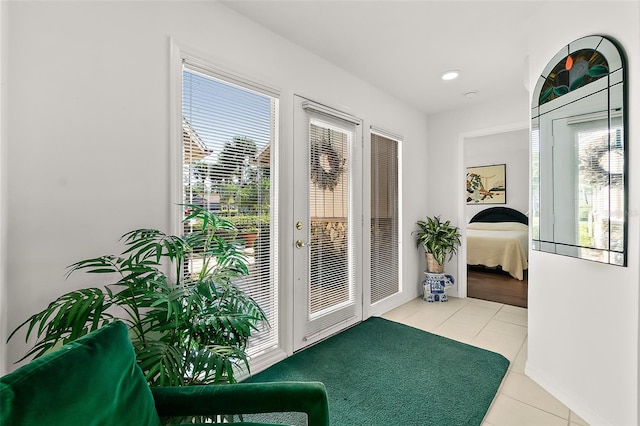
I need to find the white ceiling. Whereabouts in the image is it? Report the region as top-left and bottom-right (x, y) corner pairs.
(221, 1), (547, 116)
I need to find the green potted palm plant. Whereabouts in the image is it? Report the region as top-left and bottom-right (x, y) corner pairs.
(413, 216), (461, 273)
(9, 205), (267, 387)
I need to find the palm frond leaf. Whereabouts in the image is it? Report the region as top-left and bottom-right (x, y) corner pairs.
(9, 288), (113, 361)
(10, 206), (268, 388)
(134, 339), (187, 387)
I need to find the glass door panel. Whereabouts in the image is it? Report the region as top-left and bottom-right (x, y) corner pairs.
(293, 96), (362, 351)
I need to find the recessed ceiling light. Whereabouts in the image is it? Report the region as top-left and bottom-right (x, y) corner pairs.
(441, 70), (460, 81)
(464, 90), (478, 99)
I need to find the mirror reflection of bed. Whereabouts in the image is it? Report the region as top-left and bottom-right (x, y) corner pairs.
(466, 207), (528, 308)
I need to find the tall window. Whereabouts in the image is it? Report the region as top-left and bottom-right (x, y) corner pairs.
(182, 61), (279, 358)
(370, 130), (401, 304)
(574, 116), (624, 260)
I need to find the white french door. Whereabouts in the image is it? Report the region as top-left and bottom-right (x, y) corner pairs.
(292, 96), (363, 351)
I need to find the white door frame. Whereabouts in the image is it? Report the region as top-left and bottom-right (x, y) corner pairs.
(291, 95), (363, 352)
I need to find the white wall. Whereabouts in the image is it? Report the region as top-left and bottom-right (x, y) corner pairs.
(0, 0), (8, 377)
(428, 2), (639, 425)
(3, 1), (429, 371)
(524, 3), (639, 425)
(464, 129), (529, 223)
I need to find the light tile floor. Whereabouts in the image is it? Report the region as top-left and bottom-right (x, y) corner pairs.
(382, 297), (590, 426)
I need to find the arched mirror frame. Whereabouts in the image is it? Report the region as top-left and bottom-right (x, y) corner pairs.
(531, 35), (628, 266)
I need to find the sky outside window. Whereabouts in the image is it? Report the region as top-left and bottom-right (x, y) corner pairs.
(182, 69), (273, 162)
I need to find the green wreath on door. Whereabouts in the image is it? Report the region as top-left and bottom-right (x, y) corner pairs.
(310, 139), (345, 191)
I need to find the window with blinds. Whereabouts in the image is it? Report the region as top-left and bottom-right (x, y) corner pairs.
(182, 61), (279, 358)
(370, 130), (401, 304)
(574, 116), (625, 260)
(308, 121), (352, 318)
(531, 127), (540, 243)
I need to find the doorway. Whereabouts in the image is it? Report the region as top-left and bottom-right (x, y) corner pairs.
(292, 96), (363, 351)
(459, 124), (529, 307)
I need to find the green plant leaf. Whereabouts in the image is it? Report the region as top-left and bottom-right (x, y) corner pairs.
(412, 215), (461, 266)
(9, 207), (268, 388)
(8, 288), (113, 362)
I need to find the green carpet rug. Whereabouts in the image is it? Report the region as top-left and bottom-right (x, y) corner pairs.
(244, 317), (509, 425)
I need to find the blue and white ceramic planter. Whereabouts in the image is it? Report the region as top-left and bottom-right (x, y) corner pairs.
(422, 272), (455, 302)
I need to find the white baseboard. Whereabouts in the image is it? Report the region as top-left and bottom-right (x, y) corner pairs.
(525, 361), (611, 426)
(237, 347), (288, 381)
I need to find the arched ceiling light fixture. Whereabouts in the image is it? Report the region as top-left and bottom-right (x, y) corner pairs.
(441, 70), (460, 81)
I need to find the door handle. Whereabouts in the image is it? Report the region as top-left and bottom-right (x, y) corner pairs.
(295, 240), (309, 249)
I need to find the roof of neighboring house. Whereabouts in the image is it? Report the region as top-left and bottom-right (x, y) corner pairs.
(183, 118), (214, 162)
(253, 144), (270, 167)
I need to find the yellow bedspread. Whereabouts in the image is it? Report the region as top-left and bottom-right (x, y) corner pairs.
(466, 222), (529, 280)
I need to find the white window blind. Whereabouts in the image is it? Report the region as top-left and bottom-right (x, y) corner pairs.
(308, 121), (353, 318)
(574, 116), (625, 260)
(182, 61), (279, 358)
(531, 127), (540, 242)
(370, 130), (401, 304)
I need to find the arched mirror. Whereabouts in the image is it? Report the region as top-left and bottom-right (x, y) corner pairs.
(531, 35), (627, 266)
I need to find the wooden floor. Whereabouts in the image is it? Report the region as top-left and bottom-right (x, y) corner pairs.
(467, 266), (528, 308)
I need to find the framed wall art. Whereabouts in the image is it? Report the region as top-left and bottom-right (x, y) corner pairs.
(466, 164), (506, 204)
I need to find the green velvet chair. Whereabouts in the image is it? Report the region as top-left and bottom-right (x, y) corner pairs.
(0, 321), (329, 426)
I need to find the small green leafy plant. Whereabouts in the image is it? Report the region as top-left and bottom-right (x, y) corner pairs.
(9, 205), (267, 387)
(413, 216), (462, 266)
